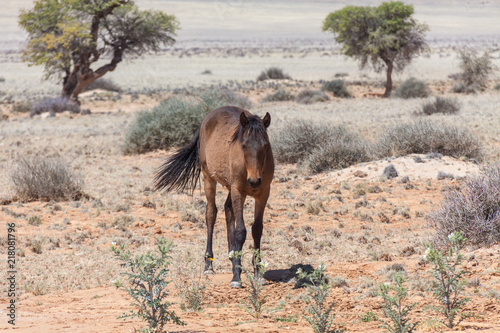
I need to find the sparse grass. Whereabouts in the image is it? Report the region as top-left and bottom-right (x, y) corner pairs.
(27, 215), (42, 226)
(295, 89), (330, 104)
(171, 251), (210, 312)
(256, 67), (291, 81)
(417, 97), (460, 116)
(10, 155), (83, 202)
(429, 163), (500, 247)
(393, 78), (430, 99)
(123, 89), (250, 154)
(240, 251), (268, 320)
(262, 89), (295, 102)
(321, 80), (351, 98)
(374, 119), (482, 160)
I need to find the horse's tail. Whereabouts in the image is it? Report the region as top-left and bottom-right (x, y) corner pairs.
(154, 128), (201, 193)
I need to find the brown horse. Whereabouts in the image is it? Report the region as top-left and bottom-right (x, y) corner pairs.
(154, 106), (274, 288)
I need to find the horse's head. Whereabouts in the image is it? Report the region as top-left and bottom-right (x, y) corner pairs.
(237, 112), (271, 189)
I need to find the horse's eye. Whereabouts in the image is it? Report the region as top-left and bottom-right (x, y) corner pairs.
(264, 144), (269, 149)
(242, 144), (246, 149)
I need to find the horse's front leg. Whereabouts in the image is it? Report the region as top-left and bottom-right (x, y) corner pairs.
(203, 177), (217, 274)
(229, 189), (247, 288)
(252, 187), (270, 277)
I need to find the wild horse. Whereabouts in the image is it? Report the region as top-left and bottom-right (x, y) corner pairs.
(154, 106), (274, 287)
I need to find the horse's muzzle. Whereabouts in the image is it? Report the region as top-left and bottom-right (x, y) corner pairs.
(247, 177), (262, 188)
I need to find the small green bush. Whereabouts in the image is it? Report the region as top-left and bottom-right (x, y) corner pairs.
(295, 89), (330, 104)
(428, 164), (500, 247)
(374, 120), (482, 160)
(82, 78), (121, 92)
(393, 78), (430, 99)
(321, 80), (351, 98)
(10, 155), (83, 202)
(257, 67), (291, 81)
(112, 238), (185, 331)
(262, 89), (295, 102)
(418, 97), (460, 116)
(12, 100), (34, 113)
(123, 89), (250, 154)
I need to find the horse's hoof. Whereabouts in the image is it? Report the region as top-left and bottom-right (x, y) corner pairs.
(230, 281), (242, 288)
(203, 269), (214, 275)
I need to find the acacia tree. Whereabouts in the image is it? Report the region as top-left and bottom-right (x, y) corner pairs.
(19, 0), (179, 103)
(322, 1), (428, 97)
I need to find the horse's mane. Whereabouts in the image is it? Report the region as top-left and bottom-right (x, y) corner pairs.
(231, 115), (268, 143)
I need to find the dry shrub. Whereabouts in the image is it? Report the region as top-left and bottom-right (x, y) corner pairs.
(272, 121), (370, 173)
(262, 89), (295, 102)
(321, 80), (351, 98)
(374, 120), (482, 160)
(295, 89), (330, 104)
(256, 67), (291, 81)
(429, 163), (500, 247)
(418, 97), (460, 116)
(452, 48), (498, 93)
(10, 155), (83, 201)
(393, 77), (429, 99)
(30, 97), (80, 116)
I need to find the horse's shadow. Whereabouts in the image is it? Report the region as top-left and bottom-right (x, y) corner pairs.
(263, 263), (319, 289)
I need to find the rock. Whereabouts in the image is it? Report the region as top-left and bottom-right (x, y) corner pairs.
(399, 176), (410, 184)
(437, 171), (454, 180)
(382, 164), (398, 179)
(413, 156), (424, 163)
(353, 170), (368, 178)
(426, 152), (443, 159)
(81, 109), (91, 115)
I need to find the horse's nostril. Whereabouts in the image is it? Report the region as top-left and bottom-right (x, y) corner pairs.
(248, 178), (262, 188)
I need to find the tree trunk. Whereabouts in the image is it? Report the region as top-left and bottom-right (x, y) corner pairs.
(61, 47), (124, 103)
(383, 60), (394, 98)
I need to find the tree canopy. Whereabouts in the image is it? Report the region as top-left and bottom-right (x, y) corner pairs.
(19, 0), (179, 102)
(322, 1), (428, 97)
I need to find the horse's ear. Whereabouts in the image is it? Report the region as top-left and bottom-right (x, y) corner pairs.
(263, 112), (271, 128)
(240, 112), (249, 127)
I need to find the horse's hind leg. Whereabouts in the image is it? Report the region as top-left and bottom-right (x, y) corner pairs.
(252, 188), (270, 276)
(203, 177), (217, 274)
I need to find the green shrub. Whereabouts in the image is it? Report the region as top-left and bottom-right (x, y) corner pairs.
(425, 232), (471, 329)
(295, 89), (330, 104)
(378, 273), (419, 333)
(393, 78), (429, 99)
(297, 264), (344, 333)
(418, 97), (460, 116)
(28, 215), (42, 226)
(374, 120), (482, 160)
(12, 100), (34, 113)
(82, 78), (121, 92)
(256, 67), (291, 81)
(123, 89), (249, 154)
(240, 250), (268, 319)
(428, 163), (500, 246)
(262, 89), (295, 102)
(10, 155), (83, 202)
(112, 238), (185, 331)
(321, 80), (351, 98)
